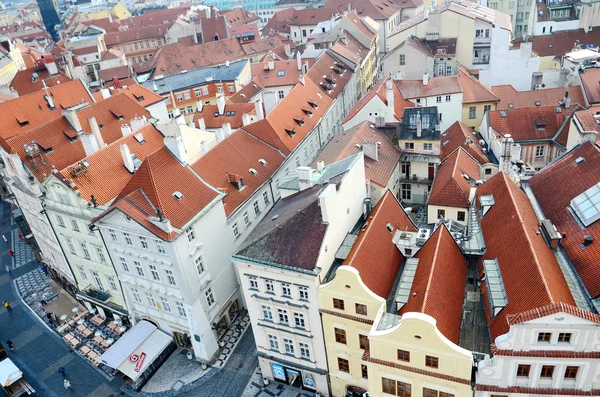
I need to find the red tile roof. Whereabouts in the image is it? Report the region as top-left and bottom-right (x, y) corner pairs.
(0, 80), (93, 140)
(507, 301), (600, 326)
(580, 67), (600, 105)
(458, 66), (499, 104)
(491, 84), (586, 110)
(440, 121), (490, 164)
(229, 23), (259, 42)
(58, 124), (164, 205)
(329, 32), (370, 68)
(228, 77), (263, 103)
(311, 121), (401, 188)
(326, 0), (400, 20)
(398, 225), (467, 344)
(223, 8), (260, 26)
(573, 110), (600, 136)
(251, 59), (302, 87)
(193, 102), (256, 129)
(10, 67), (72, 96)
(343, 191), (416, 298)
(108, 84), (165, 107)
(98, 65), (131, 81)
(306, 52), (353, 100)
(523, 28), (600, 58)
(428, 147), (480, 208)
(262, 8), (296, 35)
(528, 142), (600, 298)
(395, 75), (462, 99)
(241, 36), (287, 58)
(104, 25), (170, 46)
(476, 172), (575, 341)
(198, 16), (230, 44)
(191, 129), (285, 216)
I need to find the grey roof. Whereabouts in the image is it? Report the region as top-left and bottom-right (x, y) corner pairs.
(376, 312), (402, 331)
(142, 59), (249, 95)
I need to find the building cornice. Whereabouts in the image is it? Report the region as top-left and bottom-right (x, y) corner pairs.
(492, 348), (600, 359)
(475, 384), (600, 395)
(319, 308), (374, 325)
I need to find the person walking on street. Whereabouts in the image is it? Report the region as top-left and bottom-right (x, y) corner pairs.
(58, 367), (66, 378)
(63, 379), (73, 392)
(5, 264), (10, 276)
(8, 249), (13, 257)
(6, 341), (13, 351)
(3, 301), (12, 313)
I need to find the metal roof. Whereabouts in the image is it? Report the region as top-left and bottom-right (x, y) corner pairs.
(483, 258), (508, 317)
(394, 257), (419, 311)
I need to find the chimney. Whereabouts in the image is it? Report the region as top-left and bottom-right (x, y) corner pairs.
(64, 51), (76, 79)
(109, 14), (113, 23)
(423, 72), (429, 86)
(88, 116), (105, 148)
(196, 99), (203, 112)
(319, 183), (337, 223)
(120, 143), (135, 173)
(317, 160), (325, 170)
(63, 108), (82, 132)
(217, 94), (225, 116)
(223, 122), (232, 136)
(100, 88), (111, 99)
(297, 166), (314, 190)
(130, 116), (146, 132)
(81, 133), (100, 156)
(581, 130), (598, 144)
(121, 123), (132, 137)
(268, 61), (275, 70)
(299, 74), (305, 86)
(255, 100), (265, 120)
(363, 141), (379, 161)
(284, 43), (291, 58)
(296, 50), (302, 71)
(386, 78), (394, 117)
(242, 113), (251, 126)
(564, 91), (572, 109)
(200, 141), (208, 156)
(500, 134), (514, 174)
(416, 119), (422, 138)
(46, 61), (58, 76)
(216, 128), (225, 142)
(197, 117), (206, 130)
(164, 127), (188, 164)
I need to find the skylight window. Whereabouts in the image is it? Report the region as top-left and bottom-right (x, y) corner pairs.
(173, 191), (184, 200)
(483, 258), (508, 317)
(571, 182), (600, 227)
(277, 70), (285, 77)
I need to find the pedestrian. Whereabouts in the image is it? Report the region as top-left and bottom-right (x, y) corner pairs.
(5, 264), (10, 276)
(46, 312), (54, 326)
(58, 367), (66, 378)
(8, 249), (13, 257)
(3, 301), (12, 313)
(6, 340), (13, 351)
(39, 264), (48, 275)
(63, 379), (73, 392)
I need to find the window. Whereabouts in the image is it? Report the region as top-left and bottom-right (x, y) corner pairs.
(131, 288), (141, 303)
(92, 271), (103, 291)
(176, 93), (183, 102)
(228, 84), (235, 93)
(485, 168), (492, 175)
(278, 90), (284, 99)
(333, 298), (345, 310)
(159, 296), (171, 312)
(278, 308), (289, 324)
(71, 219), (80, 232)
(299, 286), (308, 301)
(232, 222), (240, 239)
(361, 364), (368, 379)
(283, 338), (294, 355)
(123, 232), (133, 246)
(185, 227), (196, 242)
(425, 355), (439, 368)
(540, 365), (554, 378)
(253, 201), (260, 215)
(217, 85), (223, 93)
(537, 332), (551, 342)
(109, 229), (118, 242)
(175, 301), (186, 317)
(243, 211), (250, 226)
(558, 332), (572, 343)
(149, 264), (160, 281)
(404, 142), (414, 150)
(299, 342), (310, 359)
(334, 328), (347, 344)
(424, 388), (454, 397)
(337, 357), (349, 373)
(202, 87), (208, 96)
(107, 276), (117, 291)
(56, 215), (65, 227)
(516, 364), (531, 377)
(96, 247), (106, 263)
(436, 96), (442, 103)
(302, 29), (307, 37)
(249, 276), (259, 290)
(397, 349), (410, 362)
(402, 183), (411, 200)
(134, 261), (144, 277)
(437, 209), (446, 219)
(119, 257), (129, 272)
(155, 240), (166, 254)
(355, 303), (367, 315)
(136, 236), (148, 250)
(399, 54), (405, 65)
(183, 91), (191, 100)
(469, 106), (477, 119)
(194, 88), (201, 97)
(80, 242), (90, 259)
(423, 143), (433, 151)
(484, 104), (491, 113)
(266, 280), (274, 293)
(457, 211), (466, 222)
(282, 283), (291, 297)
(564, 366), (578, 379)
(268, 335), (279, 350)
(77, 266), (87, 280)
(359, 334), (369, 350)
(165, 269), (176, 286)
(263, 191), (270, 205)
(262, 305), (273, 321)
(205, 288), (215, 307)
(294, 313), (305, 328)
(194, 255), (205, 275)
(445, 95), (451, 102)
(535, 146), (545, 158)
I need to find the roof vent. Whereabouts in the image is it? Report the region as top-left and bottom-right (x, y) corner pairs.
(386, 223), (394, 232)
(249, 168), (257, 175)
(259, 158), (267, 165)
(173, 191), (184, 200)
(508, 103), (514, 108)
(583, 235), (594, 247)
(535, 101), (541, 106)
(574, 156), (585, 164)
(500, 110), (507, 118)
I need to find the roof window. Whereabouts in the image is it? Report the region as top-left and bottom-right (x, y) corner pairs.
(277, 70), (285, 77)
(259, 158), (267, 166)
(483, 258), (508, 317)
(173, 191), (184, 200)
(571, 181), (600, 227)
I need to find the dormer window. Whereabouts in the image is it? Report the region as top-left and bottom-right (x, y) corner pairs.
(324, 76), (336, 85)
(226, 173), (244, 190)
(308, 100), (318, 109)
(293, 115), (304, 126)
(284, 126), (296, 137)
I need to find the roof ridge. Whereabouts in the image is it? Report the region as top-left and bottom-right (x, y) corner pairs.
(418, 225), (445, 312)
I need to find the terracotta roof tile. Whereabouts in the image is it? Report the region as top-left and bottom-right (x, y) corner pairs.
(98, 65), (131, 81)
(10, 67), (72, 96)
(523, 28), (600, 58)
(528, 142), (600, 298)
(241, 36), (286, 57)
(108, 84), (165, 108)
(580, 67), (600, 105)
(198, 16), (229, 44)
(476, 172), (575, 341)
(306, 52), (353, 100)
(492, 84), (586, 109)
(507, 301), (600, 326)
(343, 191), (416, 298)
(440, 121), (490, 164)
(326, 0), (400, 20)
(428, 147), (480, 208)
(395, 75), (462, 99)
(229, 23), (259, 42)
(228, 77), (263, 103)
(311, 121), (401, 187)
(262, 8), (296, 35)
(251, 59), (302, 87)
(329, 32), (370, 68)
(191, 129), (285, 216)
(193, 103), (255, 129)
(223, 8), (260, 26)
(104, 25), (169, 46)
(458, 66), (498, 104)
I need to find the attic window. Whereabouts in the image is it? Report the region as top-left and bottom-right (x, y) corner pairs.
(302, 106), (313, 117)
(332, 67), (342, 75)
(284, 125), (296, 137)
(134, 133), (146, 144)
(308, 100), (318, 109)
(556, 106), (562, 113)
(110, 108), (124, 120)
(133, 94), (145, 102)
(259, 158), (267, 166)
(334, 62), (345, 69)
(500, 110), (507, 118)
(226, 111), (236, 116)
(16, 115), (29, 126)
(535, 101), (541, 107)
(293, 116), (305, 126)
(324, 76), (336, 85)
(173, 191), (184, 200)
(277, 70), (285, 77)
(508, 103), (514, 109)
(226, 173), (245, 190)
(574, 156), (585, 165)
(535, 119), (546, 130)
(214, 112), (220, 117)
(249, 168), (257, 175)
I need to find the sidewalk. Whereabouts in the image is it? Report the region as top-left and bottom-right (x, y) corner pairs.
(11, 229), (36, 269)
(241, 367), (315, 397)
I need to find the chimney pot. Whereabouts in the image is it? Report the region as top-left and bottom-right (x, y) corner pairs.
(423, 72), (429, 86)
(120, 143), (135, 173)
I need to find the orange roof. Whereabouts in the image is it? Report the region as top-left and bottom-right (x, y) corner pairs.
(193, 102), (255, 129)
(191, 129), (285, 216)
(241, 36), (287, 57)
(58, 124), (165, 205)
(428, 147), (480, 208)
(0, 80), (93, 140)
(343, 191), (416, 298)
(330, 32), (370, 67)
(228, 77), (263, 103)
(104, 147), (220, 240)
(440, 121), (490, 164)
(458, 67), (498, 104)
(580, 67), (600, 105)
(104, 25), (169, 46)
(491, 84), (586, 110)
(223, 8), (260, 26)
(10, 67), (73, 96)
(398, 225), (467, 344)
(395, 75), (462, 99)
(306, 52), (354, 100)
(108, 84), (165, 108)
(508, 302), (600, 327)
(311, 121), (401, 187)
(251, 59), (301, 87)
(476, 172), (575, 341)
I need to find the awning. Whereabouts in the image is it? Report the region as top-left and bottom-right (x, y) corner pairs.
(116, 329), (172, 381)
(0, 358), (22, 387)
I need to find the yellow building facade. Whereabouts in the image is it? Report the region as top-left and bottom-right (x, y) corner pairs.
(461, 101), (497, 130)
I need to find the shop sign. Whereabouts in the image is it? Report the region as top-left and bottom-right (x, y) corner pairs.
(271, 363), (286, 381)
(129, 352), (147, 372)
(303, 373), (316, 389)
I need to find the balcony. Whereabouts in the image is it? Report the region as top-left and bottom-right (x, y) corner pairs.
(399, 175), (434, 185)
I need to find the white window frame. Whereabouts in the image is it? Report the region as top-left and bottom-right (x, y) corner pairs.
(205, 288), (215, 307)
(149, 264), (160, 281)
(294, 312), (305, 329)
(160, 296), (171, 312)
(165, 269), (176, 286)
(176, 301), (186, 317)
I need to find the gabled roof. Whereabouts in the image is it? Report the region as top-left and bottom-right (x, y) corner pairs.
(57, 124), (164, 205)
(440, 121), (490, 164)
(193, 103), (256, 129)
(528, 142), (600, 298)
(476, 172), (575, 341)
(223, 8), (260, 26)
(305, 52), (353, 100)
(98, 65), (131, 82)
(262, 8), (296, 35)
(395, 75), (462, 99)
(458, 66), (498, 104)
(344, 10), (377, 41)
(0, 80), (93, 140)
(250, 59), (301, 87)
(428, 147), (480, 208)
(311, 121), (401, 187)
(228, 77), (263, 103)
(508, 302), (600, 326)
(343, 191), (416, 298)
(491, 84), (586, 110)
(398, 225), (467, 344)
(325, 0), (400, 20)
(329, 32), (370, 68)
(191, 129), (285, 216)
(108, 84), (165, 108)
(241, 36), (286, 57)
(10, 66), (72, 96)
(580, 67), (600, 105)
(104, 25), (169, 46)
